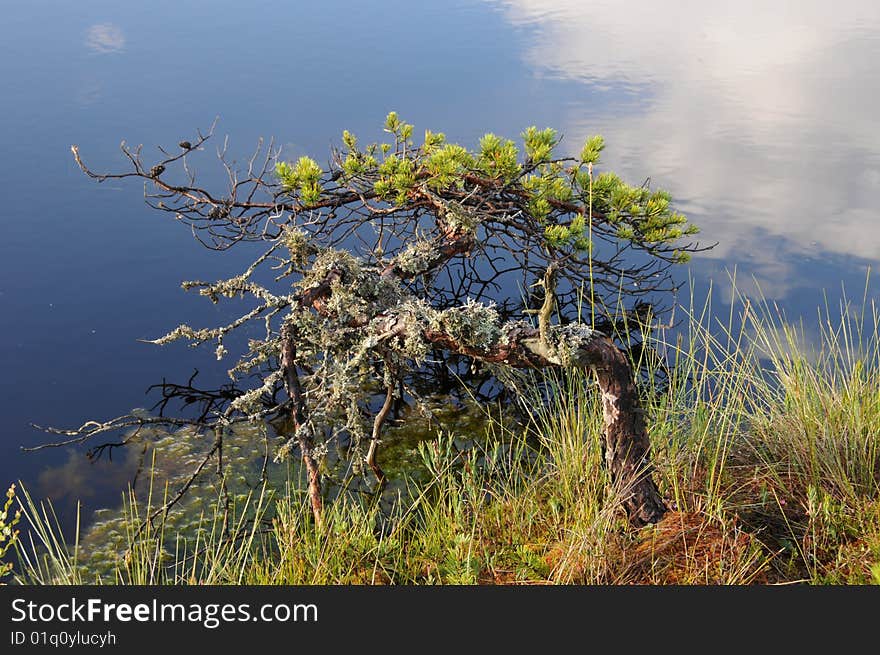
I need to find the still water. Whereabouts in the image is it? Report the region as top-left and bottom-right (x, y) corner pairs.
(1, 0), (878, 516)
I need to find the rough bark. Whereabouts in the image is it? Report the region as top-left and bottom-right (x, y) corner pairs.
(591, 341), (668, 527)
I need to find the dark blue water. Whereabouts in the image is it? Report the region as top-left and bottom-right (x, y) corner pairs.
(2, 0), (879, 516)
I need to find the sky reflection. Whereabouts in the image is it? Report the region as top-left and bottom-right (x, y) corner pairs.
(2, 0), (879, 512)
(493, 0), (880, 296)
(85, 23), (125, 54)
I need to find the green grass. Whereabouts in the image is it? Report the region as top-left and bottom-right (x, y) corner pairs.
(4, 277), (880, 585)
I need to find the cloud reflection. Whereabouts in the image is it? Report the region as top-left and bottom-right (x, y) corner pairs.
(492, 1), (880, 291)
(85, 23), (125, 54)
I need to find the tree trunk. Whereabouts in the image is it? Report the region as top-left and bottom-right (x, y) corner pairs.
(591, 340), (667, 527)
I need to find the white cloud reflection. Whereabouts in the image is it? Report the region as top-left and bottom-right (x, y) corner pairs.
(492, 1), (880, 288)
(85, 23), (125, 54)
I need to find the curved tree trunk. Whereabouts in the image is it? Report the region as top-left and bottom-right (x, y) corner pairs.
(420, 314), (667, 527)
(592, 340), (668, 527)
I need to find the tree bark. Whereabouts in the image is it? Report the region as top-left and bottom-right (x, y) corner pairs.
(591, 341), (668, 527)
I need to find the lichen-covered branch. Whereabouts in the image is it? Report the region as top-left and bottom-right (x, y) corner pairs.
(70, 113), (710, 314)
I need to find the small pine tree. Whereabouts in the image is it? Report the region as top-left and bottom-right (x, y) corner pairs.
(62, 114), (705, 527)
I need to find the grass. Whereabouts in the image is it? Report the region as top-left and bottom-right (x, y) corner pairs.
(4, 277), (880, 585)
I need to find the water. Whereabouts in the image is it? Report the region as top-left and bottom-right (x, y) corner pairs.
(2, 0), (879, 518)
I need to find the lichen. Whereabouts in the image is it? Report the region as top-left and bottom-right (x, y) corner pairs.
(392, 240), (438, 277)
(134, 191), (602, 513)
(299, 249), (402, 326)
(282, 227), (316, 268)
(433, 298), (502, 353)
(442, 201), (481, 233)
(550, 324), (597, 367)
(230, 370), (283, 415)
(394, 299), (432, 362)
(150, 323), (217, 345)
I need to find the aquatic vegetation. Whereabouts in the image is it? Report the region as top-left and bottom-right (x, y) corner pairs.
(0, 484), (22, 579)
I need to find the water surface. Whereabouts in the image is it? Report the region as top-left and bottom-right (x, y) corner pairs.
(1, 0), (878, 514)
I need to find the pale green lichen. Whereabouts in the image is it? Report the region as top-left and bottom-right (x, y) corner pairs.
(299, 249), (402, 327)
(442, 201), (482, 233)
(392, 240), (438, 277)
(228, 339), (277, 377)
(432, 298), (502, 353)
(394, 299), (432, 362)
(150, 323), (217, 345)
(181, 276), (281, 305)
(230, 370), (283, 415)
(282, 227), (316, 268)
(138, 203), (600, 502)
(522, 323), (598, 367)
(274, 422), (323, 463)
(549, 324), (598, 367)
